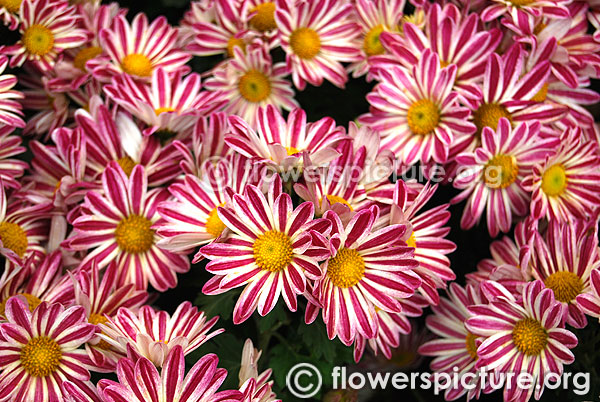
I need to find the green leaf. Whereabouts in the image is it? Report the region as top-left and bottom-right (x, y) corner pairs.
(194, 290), (239, 321)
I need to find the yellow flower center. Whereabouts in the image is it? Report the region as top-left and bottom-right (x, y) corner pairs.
(530, 83), (549, 102)
(510, 0), (534, 6)
(249, 2), (277, 32)
(154, 106), (176, 116)
(114, 214), (155, 254)
(253, 230), (294, 272)
(286, 146), (300, 155)
(238, 69), (271, 103)
(22, 24), (54, 56)
(73, 46), (102, 71)
(473, 103), (512, 137)
(0, 0), (21, 13)
(544, 271), (583, 303)
(0, 221), (28, 258)
(533, 22), (547, 35)
(323, 194), (353, 211)
(121, 53), (153, 77)
(541, 164), (567, 197)
(0, 293), (41, 317)
(363, 24), (385, 56)
(483, 154), (519, 189)
(227, 37), (245, 58)
(205, 204), (226, 238)
(20, 336), (62, 377)
(465, 332), (478, 360)
(327, 248), (365, 288)
(290, 27), (321, 59)
(406, 232), (416, 249)
(87, 313), (112, 350)
(116, 156), (136, 177)
(512, 318), (548, 356)
(407, 99), (440, 135)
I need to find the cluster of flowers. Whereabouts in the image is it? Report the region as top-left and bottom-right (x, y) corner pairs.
(0, 0), (598, 400)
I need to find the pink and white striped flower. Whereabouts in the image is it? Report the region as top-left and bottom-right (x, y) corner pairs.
(523, 127), (600, 223)
(64, 164), (190, 291)
(238, 339), (279, 402)
(452, 119), (557, 237)
(0, 127), (27, 190)
(0, 56), (24, 129)
(95, 346), (243, 402)
(466, 280), (578, 402)
(481, 0), (570, 24)
(200, 176), (331, 324)
(204, 46), (297, 127)
(3, 0), (89, 72)
(360, 49), (475, 165)
(275, 0), (361, 89)
(0, 297), (96, 402)
(308, 207), (420, 346)
(98, 302), (222, 367)
(576, 268), (600, 322)
(90, 12), (190, 82)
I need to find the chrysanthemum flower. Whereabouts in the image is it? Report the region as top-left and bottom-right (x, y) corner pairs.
(0, 0), (21, 30)
(64, 164), (190, 291)
(275, 0), (360, 89)
(238, 339), (279, 402)
(577, 268), (600, 322)
(91, 13), (190, 82)
(245, 0), (279, 35)
(0, 56), (24, 129)
(530, 220), (600, 328)
(360, 49), (474, 165)
(0, 297), (96, 401)
(179, 0), (216, 47)
(204, 46), (297, 127)
(452, 119), (557, 237)
(481, 0), (570, 24)
(348, 0), (406, 78)
(0, 127), (27, 190)
(3, 0), (89, 72)
(201, 176), (331, 323)
(94, 346), (243, 402)
(226, 105), (346, 171)
(466, 280), (578, 402)
(105, 68), (225, 139)
(309, 207), (420, 346)
(419, 283), (491, 401)
(523, 128), (600, 222)
(98, 302), (222, 367)
(74, 262), (148, 372)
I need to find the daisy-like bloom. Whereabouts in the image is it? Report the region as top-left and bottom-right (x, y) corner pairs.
(201, 176), (331, 324)
(0, 127), (27, 190)
(245, 0), (278, 35)
(0, 180), (51, 267)
(275, 0), (361, 89)
(452, 119), (557, 237)
(180, 0), (216, 45)
(466, 280), (578, 402)
(522, 127), (600, 222)
(0, 0), (21, 30)
(204, 46), (297, 127)
(89, 346), (243, 402)
(238, 339), (279, 402)
(105, 68), (225, 139)
(64, 164), (190, 291)
(577, 268), (600, 322)
(98, 302), (222, 367)
(0, 56), (24, 129)
(74, 262), (148, 372)
(530, 219), (600, 328)
(3, 0), (89, 72)
(348, 0), (406, 78)
(90, 13), (190, 82)
(418, 283), (492, 401)
(308, 207), (420, 346)
(481, 0), (570, 23)
(360, 50), (475, 165)
(0, 297), (96, 402)
(226, 104), (346, 171)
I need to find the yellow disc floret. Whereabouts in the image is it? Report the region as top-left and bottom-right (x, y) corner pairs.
(0, 0), (21, 13)
(115, 214), (155, 254)
(154, 106), (176, 116)
(116, 156), (136, 177)
(20, 336), (62, 377)
(290, 27), (321, 59)
(23, 24), (54, 56)
(249, 2), (277, 32)
(465, 332), (478, 360)
(327, 248), (365, 288)
(0, 221), (28, 257)
(227, 37), (245, 57)
(238, 69), (271, 103)
(544, 271), (583, 303)
(483, 154), (519, 189)
(253, 230), (294, 272)
(541, 164), (567, 197)
(363, 24), (385, 56)
(473, 103), (512, 136)
(0, 293), (41, 317)
(407, 99), (440, 135)
(530, 83), (549, 103)
(324, 194), (353, 211)
(510, 0), (534, 5)
(512, 318), (548, 356)
(73, 46), (102, 71)
(121, 53), (153, 77)
(205, 204), (226, 238)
